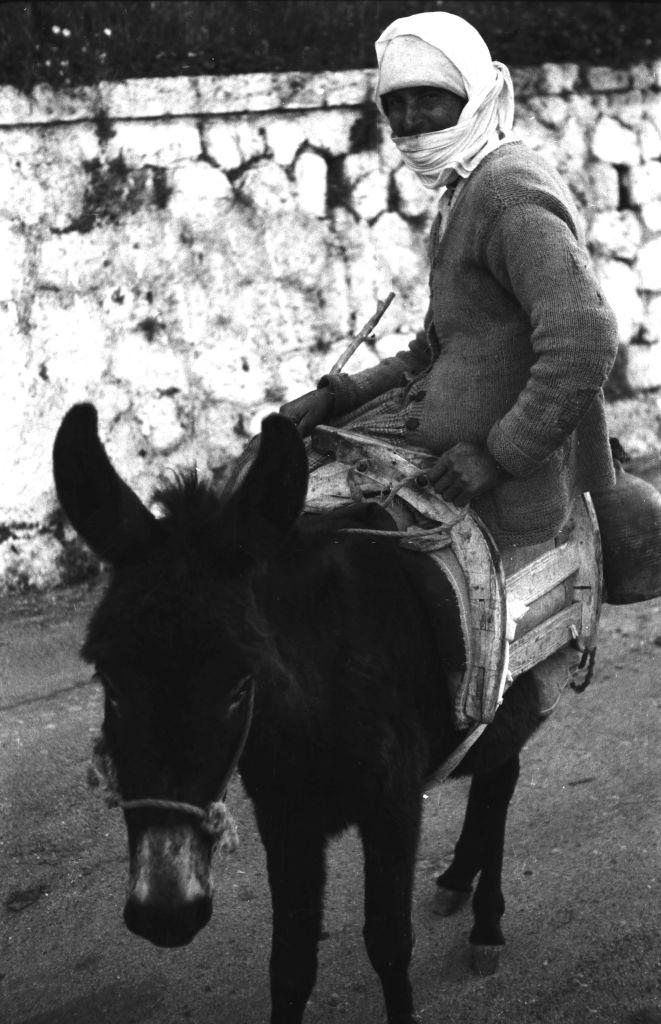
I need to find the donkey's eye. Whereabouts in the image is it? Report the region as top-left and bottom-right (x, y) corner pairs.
(95, 671), (121, 713)
(226, 675), (252, 715)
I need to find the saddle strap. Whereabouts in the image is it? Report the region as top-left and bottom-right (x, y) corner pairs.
(424, 723), (488, 788)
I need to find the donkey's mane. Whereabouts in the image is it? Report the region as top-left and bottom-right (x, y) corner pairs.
(154, 468), (224, 513)
(151, 470), (231, 544)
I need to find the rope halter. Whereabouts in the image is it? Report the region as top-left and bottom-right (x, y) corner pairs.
(87, 677), (255, 855)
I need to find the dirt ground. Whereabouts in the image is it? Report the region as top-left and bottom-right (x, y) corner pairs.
(1, 577), (660, 1024)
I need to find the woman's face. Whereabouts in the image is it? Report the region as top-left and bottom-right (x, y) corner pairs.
(382, 86), (465, 137)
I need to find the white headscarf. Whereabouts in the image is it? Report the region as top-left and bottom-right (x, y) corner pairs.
(375, 12), (515, 189)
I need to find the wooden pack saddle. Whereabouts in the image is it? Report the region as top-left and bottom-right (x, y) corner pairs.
(308, 426), (602, 731)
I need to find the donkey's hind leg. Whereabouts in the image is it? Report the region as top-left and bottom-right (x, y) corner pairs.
(360, 799), (422, 1024)
(468, 754), (520, 972)
(436, 668), (543, 941)
(435, 754), (521, 973)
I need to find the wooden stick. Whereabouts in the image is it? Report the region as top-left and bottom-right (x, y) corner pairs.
(327, 291), (395, 375)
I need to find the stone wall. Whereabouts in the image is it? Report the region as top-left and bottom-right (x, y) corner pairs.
(2, 63), (661, 590)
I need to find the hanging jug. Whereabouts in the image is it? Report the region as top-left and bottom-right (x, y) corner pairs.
(591, 456), (661, 604)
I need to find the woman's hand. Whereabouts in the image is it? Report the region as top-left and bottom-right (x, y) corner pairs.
(279, 388), (334, 437)
(419, 442), (507, 506)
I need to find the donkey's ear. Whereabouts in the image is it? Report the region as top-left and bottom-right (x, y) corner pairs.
(53, 403), (158, 566)
(221, 414), (308, 562)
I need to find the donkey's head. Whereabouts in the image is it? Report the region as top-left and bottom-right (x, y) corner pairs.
(53, 404), (307, 946)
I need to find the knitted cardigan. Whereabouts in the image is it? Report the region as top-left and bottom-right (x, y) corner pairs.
(321, 142), (619, 546)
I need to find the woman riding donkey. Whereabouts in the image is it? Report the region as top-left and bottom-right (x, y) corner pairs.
(280, 10), (620, 716)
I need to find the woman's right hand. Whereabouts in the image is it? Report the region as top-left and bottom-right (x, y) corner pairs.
(279, 387), (334, 437)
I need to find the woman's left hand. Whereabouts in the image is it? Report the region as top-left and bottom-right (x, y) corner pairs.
(419, 442), (507, 505)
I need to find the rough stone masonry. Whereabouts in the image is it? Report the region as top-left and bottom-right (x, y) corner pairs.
(2, 63), (661, 590)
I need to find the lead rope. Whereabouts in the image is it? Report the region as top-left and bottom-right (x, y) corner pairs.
(87, 679), (256, 853)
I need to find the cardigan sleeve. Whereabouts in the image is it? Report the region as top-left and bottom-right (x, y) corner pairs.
(482, 201), (619, 478)
(317, 310), (435, 417)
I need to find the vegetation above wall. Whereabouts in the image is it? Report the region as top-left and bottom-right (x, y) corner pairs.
(0, 1), (660, 93)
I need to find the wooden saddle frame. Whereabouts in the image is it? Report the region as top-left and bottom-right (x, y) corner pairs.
(308, 425), (603, 732)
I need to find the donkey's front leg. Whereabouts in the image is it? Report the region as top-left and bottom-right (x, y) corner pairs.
(259, 813), (327, 1024)
(360, 801), (422, 1024)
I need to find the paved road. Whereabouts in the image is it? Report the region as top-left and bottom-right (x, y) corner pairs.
(1, 579), (660, 1024)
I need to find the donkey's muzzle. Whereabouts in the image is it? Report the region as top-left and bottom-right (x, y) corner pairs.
(123, 823), (214, 946)
(124, 890), (212, 947)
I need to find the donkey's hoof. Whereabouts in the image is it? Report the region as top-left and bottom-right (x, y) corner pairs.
(470, 944), (502, 976)
(432, 885), (471, 917)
